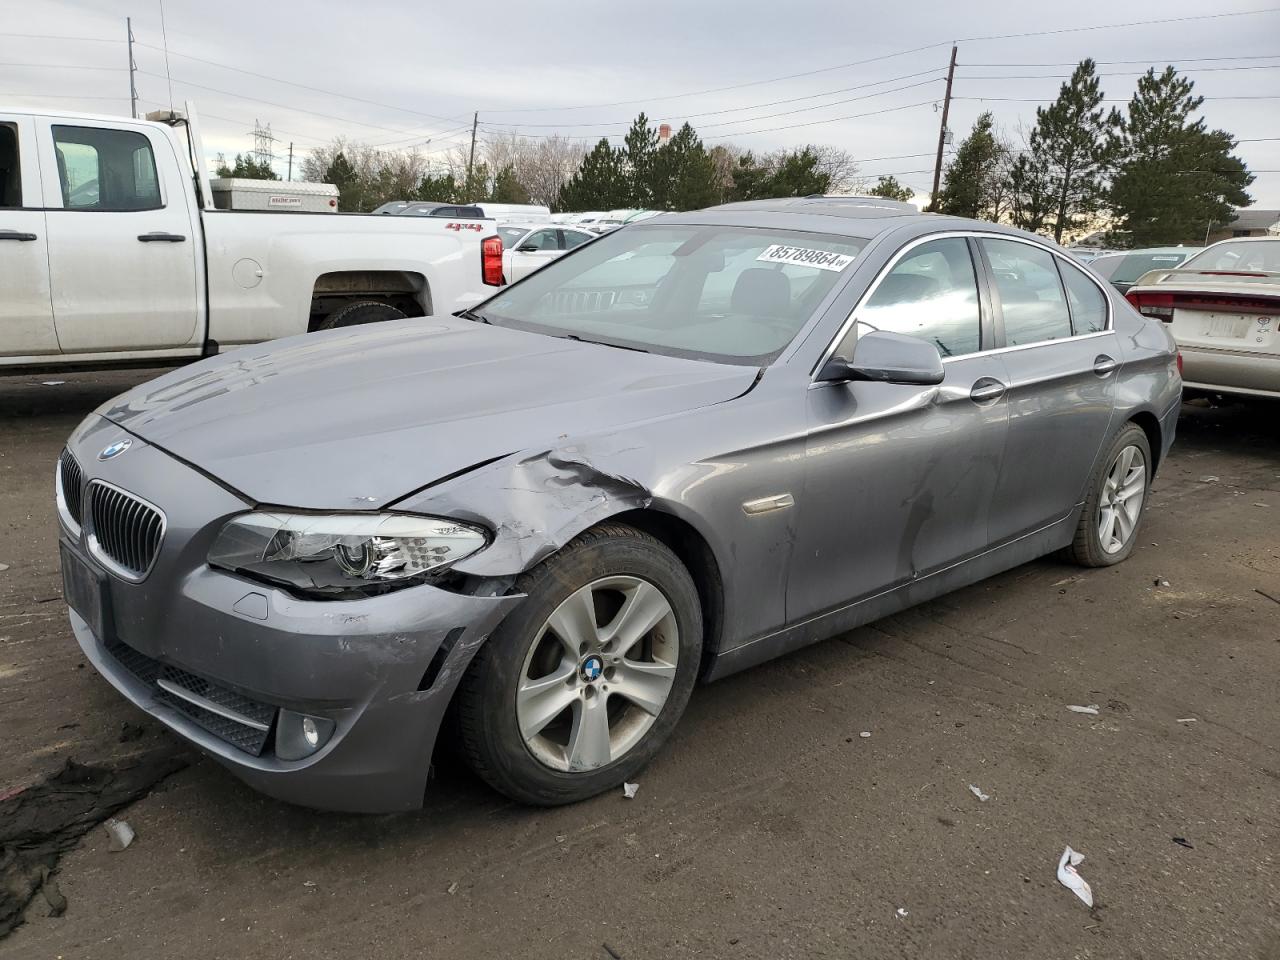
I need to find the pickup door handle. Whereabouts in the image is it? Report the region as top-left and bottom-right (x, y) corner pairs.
(0, 230), (37, 241)
(1093, 354), (1118, 377)
(970, 377), (1007, 404)
(137, 232), (186, 243)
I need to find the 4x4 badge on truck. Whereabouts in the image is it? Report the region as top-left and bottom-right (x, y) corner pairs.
(98, 439), (132, 461)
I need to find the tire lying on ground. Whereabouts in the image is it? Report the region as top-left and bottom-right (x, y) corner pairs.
(1067, 421), (1153, 567)
(456, 523), (703, 806)
(315, 300), (407, 330)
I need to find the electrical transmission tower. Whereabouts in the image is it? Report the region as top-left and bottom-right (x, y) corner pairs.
(251, 120), (277, 171)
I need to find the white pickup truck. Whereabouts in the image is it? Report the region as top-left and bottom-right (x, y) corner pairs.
(0, 103), (504, 372)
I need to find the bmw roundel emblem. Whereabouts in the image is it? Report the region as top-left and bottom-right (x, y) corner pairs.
(98, 438), (133, 461)
(579, 655), (604, 683)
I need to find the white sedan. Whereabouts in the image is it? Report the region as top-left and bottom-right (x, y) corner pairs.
(496, 223), (596, 284)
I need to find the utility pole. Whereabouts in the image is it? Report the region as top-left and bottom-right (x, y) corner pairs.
(929, 45), (958, 211)
(466, 111), (478, 199)
(126, 17), (138, 118)
(287, 142), (294, 182)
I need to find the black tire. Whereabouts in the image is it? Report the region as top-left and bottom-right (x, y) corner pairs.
(456, 523), (702, 806)
(1066, 422), (1153, 567)
(315, 300), (407, 330)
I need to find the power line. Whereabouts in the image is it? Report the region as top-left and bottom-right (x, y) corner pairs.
(963, 53), (1280, 66)
(482, 68), (946, 127)
(0, 32), (123, 43)
(135, 69), (433, 136)
(954, 94), (1280, 102)
(958, 64), (1280, 79)
(131, 39), (465, 126)
(702, 77), (944, 130)
(482, 77), (945, 135)
(0, 91), (128, 100)
(703, 99), (940, 140)
(0, 62), (126, 71)
(480, 7), (1280, 114)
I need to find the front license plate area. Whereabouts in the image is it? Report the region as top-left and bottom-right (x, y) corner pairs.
(60, 543), (111, 641)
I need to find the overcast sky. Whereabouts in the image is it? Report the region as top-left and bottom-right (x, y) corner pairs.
(2, 0), (1277, 208)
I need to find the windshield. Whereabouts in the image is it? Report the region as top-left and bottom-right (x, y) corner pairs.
(475, 224), (867, 364)
(1184, 239), (1280, 272)
(1095, 251), (1192, 284)
(498, 226), (530, 249)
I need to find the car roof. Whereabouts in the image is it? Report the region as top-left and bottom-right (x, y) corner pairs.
(658, 201), (1051, 246)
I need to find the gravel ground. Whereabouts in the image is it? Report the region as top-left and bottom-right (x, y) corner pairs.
(1, 369), (1277, 960)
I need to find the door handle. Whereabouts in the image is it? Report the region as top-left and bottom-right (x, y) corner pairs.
(1093, 354), (1118, 377)
(137, 232), (186, 243)
(0, 230), (37, 241)
(970, 377), (1006, 403)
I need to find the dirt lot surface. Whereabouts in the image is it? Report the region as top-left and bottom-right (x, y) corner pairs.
(1, 369), (1277, 960)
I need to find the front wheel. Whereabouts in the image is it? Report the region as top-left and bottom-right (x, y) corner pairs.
(455, 524), (703, 805)
(1066, 422), (1152, 567)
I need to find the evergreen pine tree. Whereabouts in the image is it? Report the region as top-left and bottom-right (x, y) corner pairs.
(1109, 67), (1253, 246)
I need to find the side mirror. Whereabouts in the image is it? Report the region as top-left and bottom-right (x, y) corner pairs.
(817, 330), (944, 386)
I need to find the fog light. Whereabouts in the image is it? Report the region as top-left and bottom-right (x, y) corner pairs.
(275, 710), (335, 761)
(302, 716), (320, 747)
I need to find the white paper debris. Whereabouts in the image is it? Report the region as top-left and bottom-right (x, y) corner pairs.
(968, 784), (990, 802)
(42, 380), (65, 386)
(446, 881), (459, 895)
(859, 731), (871, 739)
(1176, 717), (1198, 723)
(1056, 846), (1094, 908)
(1067, 704), (1100, 715)
(623, 782), (639, 799)
(1199, 476), (1219, 483)
(896, 907), (909, 917)
(104, 818), (134, 852)
(0, 562), (9, 572)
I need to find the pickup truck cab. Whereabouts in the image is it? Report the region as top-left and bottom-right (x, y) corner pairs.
(0, 104), (503, 372)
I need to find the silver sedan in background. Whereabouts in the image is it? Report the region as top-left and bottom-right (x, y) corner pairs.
(57, 197), (1180, 812)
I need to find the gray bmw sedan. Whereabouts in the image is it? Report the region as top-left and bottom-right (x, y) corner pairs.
(57, 197), (1181, 812)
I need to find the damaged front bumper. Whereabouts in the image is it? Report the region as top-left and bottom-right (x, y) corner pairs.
(60, 418), (521, 813)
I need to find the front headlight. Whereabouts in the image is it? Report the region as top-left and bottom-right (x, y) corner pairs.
(208, 512), (487, 598)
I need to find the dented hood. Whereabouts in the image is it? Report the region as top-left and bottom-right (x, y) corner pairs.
(99, 317), (756, 509)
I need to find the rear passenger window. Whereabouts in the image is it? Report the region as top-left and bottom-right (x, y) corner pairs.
(981, 239), (1072, 346)
(53, 125), (161, 211)
(0, 122), (21, 208)
(855, 237), (981, 357)
(1058, 260), (1108, 333)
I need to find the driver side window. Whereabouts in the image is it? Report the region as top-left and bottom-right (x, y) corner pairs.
(850, 237), (981, 358)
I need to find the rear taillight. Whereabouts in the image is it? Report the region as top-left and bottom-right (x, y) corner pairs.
(1125, 291), (1174, 321)
(1176, 351), (1183, 375)
(481, 235), (504, 286)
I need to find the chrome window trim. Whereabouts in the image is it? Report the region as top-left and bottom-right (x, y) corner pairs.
(84, 479), (167, 583)
(811, 229), (1115, 379)
(54, 458), (81, 539)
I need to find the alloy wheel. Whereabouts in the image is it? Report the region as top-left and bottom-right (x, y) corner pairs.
(516, 576), (679, 773)
(1098, 444), (1146, 554)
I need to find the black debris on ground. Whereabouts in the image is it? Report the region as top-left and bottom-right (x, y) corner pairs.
(0, 749), (187, 939)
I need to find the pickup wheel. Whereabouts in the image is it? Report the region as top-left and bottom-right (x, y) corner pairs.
(315, 300), (407, 330)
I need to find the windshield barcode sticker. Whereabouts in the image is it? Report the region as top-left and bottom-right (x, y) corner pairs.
(756, 244), (856, 272)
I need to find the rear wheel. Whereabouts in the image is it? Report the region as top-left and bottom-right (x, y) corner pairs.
(1066, 422), (1152, 567)
(314, 299), (407, 330)
(456, 524), (702, 805)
